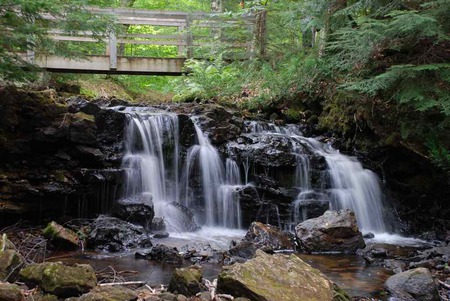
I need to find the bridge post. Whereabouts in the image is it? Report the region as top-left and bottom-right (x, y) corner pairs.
(109, 31), (117, 70)
(186, 14), (194, 58)
(256, 10), (267, 57)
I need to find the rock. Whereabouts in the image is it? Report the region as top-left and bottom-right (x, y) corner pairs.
(409, 259), (438, 270)
(163, 202), (198, 232)
(218, 250), (348, 301)
(168, 265), (205, 296)
(87, 215), (152, 252)
(0, 282), (23, 301)
(179, 243), (223, 264)
(151, 217), (166, 232)
(384, 267), (439, 301)
(153, 231), (169, 239)
(295, 210), (365, 253)
(42, 221), (79, 250)
(363, 232), (375, 239)
(0, 250), (24, 282)
(20, 262), (97, 297)
(244, 222), (293, 250)
(228, 241), (259, 259)
(73, 286), (137, 301)
(295, 199), (330, 220)
(135, 244), (182, 264)
(112, 194), (154, 230)
(159, 292), (178, 301)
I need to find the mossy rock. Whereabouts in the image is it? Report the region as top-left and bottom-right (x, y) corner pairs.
(0, 250), (24, 282)
(67, 286), (137, 301)
(20, 262), (97, 297)
(218, 250), (350, 301)
(0, 282), (23, 301)
(42, 221), (79, 250)
(168, 265), (205, 296)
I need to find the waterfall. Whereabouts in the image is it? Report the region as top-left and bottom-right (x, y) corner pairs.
(246, 121), (387, 233)
(122, 111), (243, 231)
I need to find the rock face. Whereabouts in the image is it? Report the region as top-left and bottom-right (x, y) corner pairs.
(384, 268), (439, 301)
(0, 250), (24, 282)
(168, 265), (206, 296)
(87, 215), (152, 252)
(43, 221), (79, 250)
(218, 250), (345, 301)
(112, 194), (154, 230)
(20, 262), (97, 297)
(295, 210), (365, 253)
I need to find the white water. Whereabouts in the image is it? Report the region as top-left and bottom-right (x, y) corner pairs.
(247, 121), (387, 233)
(122, 111), (243, 231)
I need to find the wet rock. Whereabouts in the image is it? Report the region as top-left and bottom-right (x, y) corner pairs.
(20, 262), (97, 297)
(180, 243), (223, 264)
(87, 215), (152, 252)
(74, 146), (105, 164)
(218, 250), (348, 301)
(384, 259), (408, 274)
(112, 194), (154, 230)
(135, 244), (182, 264)
(295, 210), (365, 253)
(0, 282), (23, 301)
(71, 286), (137, 301)
(69, 113), (97, 146)
(42, 221), (79, 250)
(151, 217), (166, 232)
(228, 241), (259, 260)
(0, 250), (24, 282)
(363, 232), (375, 239)
(67, 96), (100, 116)
(244, 222), (294, 250)
(178, 114), (196, 148)
(95, 108), (126, 163)
(295, 199), (330, 220)
(163, 203), (199, 232)
(168, 265), (206, 296)
(384, 267), (439, 301)
(409, 259), (438, 270)
(153, 231), (169, 239)
(159, 292), (178, 301)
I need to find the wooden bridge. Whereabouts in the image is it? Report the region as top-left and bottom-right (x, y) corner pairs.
(22, 7), (266, 75)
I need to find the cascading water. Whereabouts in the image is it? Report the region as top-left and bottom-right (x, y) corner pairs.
(122, 110), (243, 231)
(246, 121), (387, 233)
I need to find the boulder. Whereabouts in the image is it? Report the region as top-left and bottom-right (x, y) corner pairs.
(218, 250), (348, 301)
(68, 286), (137, 301)
(295, 199), (330, 220)
(0, 250), (24, 282)
(295, 210), (365, 253)
(20, 262), (97, 297)
(112, 194), (155, 230)
(168, 265), (206, 296)
(135, 244), (182, 264)
(87, 215), (152, 252)
(0, 282), (23, 301)
(42, 221), (79, 250)
(245, 222), (293, 250)
(384, 267), (439, 301)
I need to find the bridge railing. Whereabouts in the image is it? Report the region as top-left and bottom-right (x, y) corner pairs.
(23, 7), (266, 74)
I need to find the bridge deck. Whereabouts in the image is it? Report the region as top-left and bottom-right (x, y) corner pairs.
(26, 7), (266, 75)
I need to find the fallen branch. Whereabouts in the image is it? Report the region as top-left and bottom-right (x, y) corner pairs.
(99, 281), (145, 287)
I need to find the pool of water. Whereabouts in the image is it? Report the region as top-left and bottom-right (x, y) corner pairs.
(48, 229), (431, 298)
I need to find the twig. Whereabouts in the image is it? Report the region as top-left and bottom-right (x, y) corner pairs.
(99, 281), (145, 287)
(437, 279), (450, 290)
